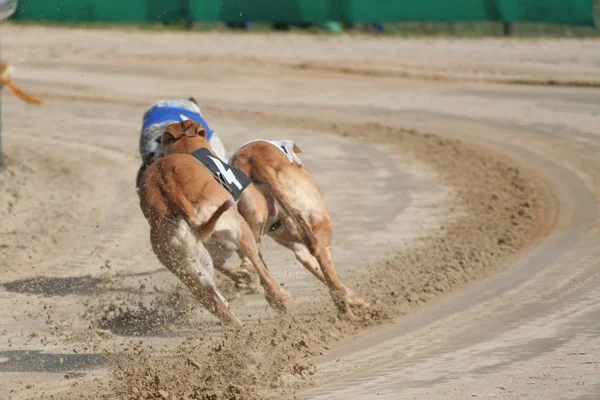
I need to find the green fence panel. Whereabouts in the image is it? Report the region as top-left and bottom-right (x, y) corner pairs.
(343, 0), (501, 23)
(51, 0), (94, 22)
(13, 0), (57, 21)
(15, 0), (147, 23)
(12, 0), (597, 27)
(15, 0), (89, 22)
(95, 0), (146, 23)
(189, 0), (220, 21)
(191, 0), (594, 26)
(302, 0), (343, 22)
(496, 0), (595, 25)
(216, 0), (304, 23)
(189, 0), (343, 23)
(147, 0), (188, 24)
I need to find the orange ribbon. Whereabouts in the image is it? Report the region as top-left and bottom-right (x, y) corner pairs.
(0, 62), (43, 105)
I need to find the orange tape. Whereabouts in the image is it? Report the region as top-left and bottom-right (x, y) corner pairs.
(0, 62), (43, 105)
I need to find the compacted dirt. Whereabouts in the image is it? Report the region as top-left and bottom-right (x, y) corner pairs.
(0, 25), (598, 399)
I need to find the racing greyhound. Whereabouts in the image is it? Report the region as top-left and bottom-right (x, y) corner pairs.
(229, 140), (367, 319)
(138, 120), (289, 326)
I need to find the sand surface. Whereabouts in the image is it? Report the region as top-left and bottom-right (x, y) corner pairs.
(0, 26), (598, 399)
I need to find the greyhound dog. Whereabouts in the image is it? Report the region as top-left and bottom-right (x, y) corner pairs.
(138, 120), (289, 326)
(229, 140), (367, 319)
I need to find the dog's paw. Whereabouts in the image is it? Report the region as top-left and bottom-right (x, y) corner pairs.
(267, 296), (288, 313)
(233, 268), (256, 290)
(281, 287), (291, 298)
(340, 308), (357, 322)
(274, 287), (291, 303)
(266, 288), (290, 312)
(236, 282), (259, 295)
(347, 295), (369, 309)
(343, 286), (369, 309)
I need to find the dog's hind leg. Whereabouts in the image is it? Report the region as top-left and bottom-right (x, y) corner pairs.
(175, 263), (241, 326)
(291, 242), (327, 284)
(291, 242), (367, 312)
(211, 250), (255, 290)
(235, 185), (272, 288)
(157, 237), (242, 327)
(314, 245), (357, 318)
(236, 216), (290, 312)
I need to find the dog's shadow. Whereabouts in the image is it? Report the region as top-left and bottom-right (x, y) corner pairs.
(94, 302), (190, 337)
(93, 277), (254, 337)
(2, 269), (164, 297)
(2, 275), (105, 297)
(1, 271), (191, 337)
(1, 271), (243, 338)
(0, 350), (105, 374)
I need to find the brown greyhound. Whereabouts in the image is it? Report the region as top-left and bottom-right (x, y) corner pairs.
(229, 140), (367, 319)
(138, 121), (289, 326)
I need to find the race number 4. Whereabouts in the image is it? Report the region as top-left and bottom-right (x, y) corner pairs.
(208, 156), (243, 190)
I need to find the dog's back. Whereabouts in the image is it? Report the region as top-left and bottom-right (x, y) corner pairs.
(139, 154), (234, 237)
(233, 141), (324, 208)
(232, 141), (330, 256)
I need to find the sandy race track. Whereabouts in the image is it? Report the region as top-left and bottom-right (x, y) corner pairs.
(0, 26), (599, 399)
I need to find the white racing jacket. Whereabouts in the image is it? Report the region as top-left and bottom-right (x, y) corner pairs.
(229, 139), (303, 166)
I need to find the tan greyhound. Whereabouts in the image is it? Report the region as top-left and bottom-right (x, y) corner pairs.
(138, 121), (289, 326)
(229, 140), (367, 319)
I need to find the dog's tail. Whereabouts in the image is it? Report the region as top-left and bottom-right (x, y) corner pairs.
(256, 167), (320, 257)
(172, 190), (234, 241)
(193, 199), (235, 240)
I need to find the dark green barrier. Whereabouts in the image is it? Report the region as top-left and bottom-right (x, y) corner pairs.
(191, 0), (338, 23)
(496, 0), (594, 25)
(338, 0), (503, 23)
(147, 0), (190, 24)
(14, 0), (147, 23)
(13, 0), (596, 27)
